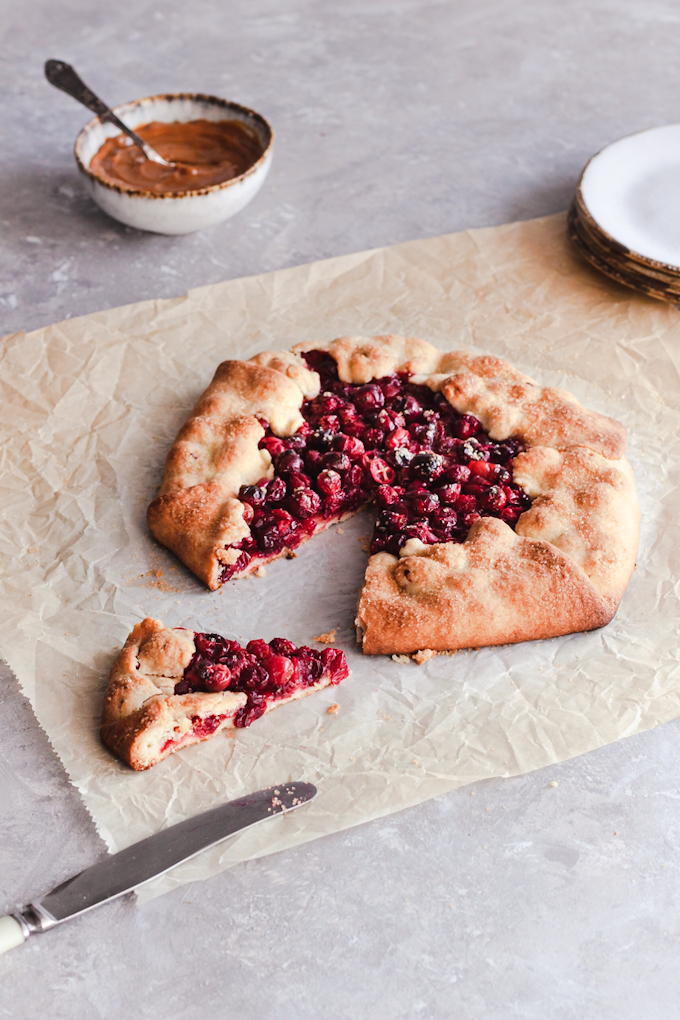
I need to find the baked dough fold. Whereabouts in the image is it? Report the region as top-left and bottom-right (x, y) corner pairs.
(100, 618), (247, 771)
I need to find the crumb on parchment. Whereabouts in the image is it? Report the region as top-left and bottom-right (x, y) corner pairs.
(391, 650), (440, 664)
(359, 535), (370, 552)
(137, 568), (182, 593)
(254, 565), (267, 577)
(314, 629), (336, 644)
(327, 703), (340, 715)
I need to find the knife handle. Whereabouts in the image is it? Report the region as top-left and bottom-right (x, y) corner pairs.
(0, 916), (26, 955)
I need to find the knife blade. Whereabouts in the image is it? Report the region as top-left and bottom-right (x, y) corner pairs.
(0, 781), (316, 955)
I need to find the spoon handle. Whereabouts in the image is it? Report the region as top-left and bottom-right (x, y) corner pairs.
(44, 59), (172, 166)
(45, 59), (110, 118)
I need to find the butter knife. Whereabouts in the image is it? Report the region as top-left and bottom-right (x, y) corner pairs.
(0, 781), (316, 955)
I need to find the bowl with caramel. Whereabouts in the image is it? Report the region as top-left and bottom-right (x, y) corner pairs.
(75, 93), (273, 234)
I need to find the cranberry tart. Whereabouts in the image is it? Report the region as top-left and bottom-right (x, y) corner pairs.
(147, 335), (639, 655)
(101, 618), (349, 770)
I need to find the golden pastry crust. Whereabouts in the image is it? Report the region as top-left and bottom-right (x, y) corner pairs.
(146, 335), (638, 652)
(100, 618), (245, 770)
(293, 337), (625, 458)
(356, 520), (613, 655)
(292, 334), (443, 383)
(101, 617), (337, 770)
(512, 445), (639, 607)
(147, 356), (318, 589)
(356, 444), (639, 654)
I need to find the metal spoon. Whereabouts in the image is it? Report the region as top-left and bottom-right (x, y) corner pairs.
(45, 59), (174, 167)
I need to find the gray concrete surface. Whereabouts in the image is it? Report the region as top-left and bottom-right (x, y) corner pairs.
(2, 1), (680, 1017)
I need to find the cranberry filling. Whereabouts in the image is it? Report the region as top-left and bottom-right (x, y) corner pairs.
(191, 714), (227, 739)
(160, 713), (228, 753)
(175, 631), (349, 728)
(220, 351), (532, 580)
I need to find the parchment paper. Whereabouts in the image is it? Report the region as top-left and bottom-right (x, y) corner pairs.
(2, 213), (679, 901)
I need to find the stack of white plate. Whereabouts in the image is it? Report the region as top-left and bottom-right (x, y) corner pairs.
(569, 125), (680, 303)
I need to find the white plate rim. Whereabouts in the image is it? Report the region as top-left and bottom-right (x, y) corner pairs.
(578, 123), (680, 271)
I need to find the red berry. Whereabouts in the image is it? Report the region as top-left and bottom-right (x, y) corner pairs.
(260, 436), (286, 458)
(315, 394), (342, 414)
(287, 487), (321, 520)
(266, 477), (287, 503)
(346, 463), (364, 487)
(340, 405), (359, 425)
(269, 637), (298, 656)
(192, 714), (225, 737)
(362, 427), (385, 448)
(317, 469), (342, 495)
(436, 483), (461, 504)
(410, 451), (444, 480)
(462, 483), (487, 500)
(310, 428), (335, 450)
(403, 520), (438, 544)
(452, 493), (477, 513)
(266, 652), (297, 689)
(305, 449), (324, 471)
(443, 464), (471, 483)
(481, 485), (507, 510)
(410, 422), (437, 447)
(333, 434), (365, 457)
(287, 471), (311, 490)
(402, 394), (422, 417)
(276, 450), (305, 475)
(376, 510), (409, 534)
(431, 507), (458, 529)
(380, 376), (402, 400)
(323, 492), (346, 517)
(365, 456), (395, 484)
(318, 414), (341, 433)
(203, 663), (233, 693)
(461, 439), (489, 462)
(355, 383), (385, 412)
(321, 647), (349, 683)
(375, 484), (402, 508)
(500, 506), (521, 525)
(451, 415), (478, 439)
(468, 460), (499, 480)
(409, 492), (439, 516)
(322, 451), (351, 473)
(386, 426), (410, 450)
(239, 483), (267, 506)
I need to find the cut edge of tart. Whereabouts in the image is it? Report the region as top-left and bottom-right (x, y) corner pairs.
(100, 618), (349, 770)
(147, 335), (640, 655)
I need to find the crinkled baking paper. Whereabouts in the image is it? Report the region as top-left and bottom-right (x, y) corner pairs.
(2, 213), (679, 900)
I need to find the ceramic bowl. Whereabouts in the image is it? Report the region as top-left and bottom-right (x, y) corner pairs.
(74, 93), (273, 235)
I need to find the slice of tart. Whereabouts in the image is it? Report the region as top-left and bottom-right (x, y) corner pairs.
(101, 618), (349, 770)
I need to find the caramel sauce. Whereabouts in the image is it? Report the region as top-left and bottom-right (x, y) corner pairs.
(89, 119), (264, 193)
